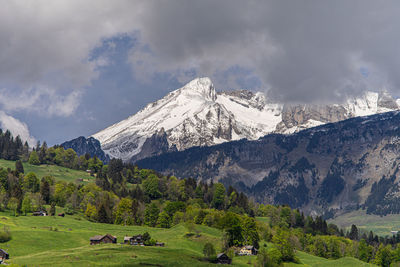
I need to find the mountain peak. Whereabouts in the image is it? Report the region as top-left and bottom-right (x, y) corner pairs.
(181, 77), (217, 101)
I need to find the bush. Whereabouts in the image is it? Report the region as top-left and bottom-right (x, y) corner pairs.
(203, 242), (216, 260)
(64, 203), (74, 215)
(144, 238), (156, 246)
(0, 231), (12, 243)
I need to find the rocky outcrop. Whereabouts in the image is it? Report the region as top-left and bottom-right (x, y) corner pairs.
(61, 136), (110, 163)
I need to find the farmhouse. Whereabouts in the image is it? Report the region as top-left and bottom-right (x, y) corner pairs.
(123, 235), (144, 245)
(238, 245), (258, 256)
(216, 253), (231, 264)
(90, 234), (117, 245)
(0, 249), (8, 260)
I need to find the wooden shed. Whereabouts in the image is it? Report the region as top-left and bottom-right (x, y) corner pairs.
(216, 253), (231, 264)
(0, 249), (9, 260)
(90, 234), (117, 245)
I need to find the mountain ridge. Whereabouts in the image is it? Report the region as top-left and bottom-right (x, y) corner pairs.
(136, 110), (400, 216)
(91, 78), (400, 162)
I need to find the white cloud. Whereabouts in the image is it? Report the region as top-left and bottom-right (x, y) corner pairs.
(0, 111), (36, 146)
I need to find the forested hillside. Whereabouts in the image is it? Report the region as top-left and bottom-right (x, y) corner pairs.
(0, 130), (399, 266)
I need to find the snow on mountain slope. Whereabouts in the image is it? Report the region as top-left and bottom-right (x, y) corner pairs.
(92, 77), (400, 161)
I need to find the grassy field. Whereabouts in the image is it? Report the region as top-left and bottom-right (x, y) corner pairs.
(0, 211), (372, 266)
(0, 159), (94, 184)
(329, 209), (400, 237)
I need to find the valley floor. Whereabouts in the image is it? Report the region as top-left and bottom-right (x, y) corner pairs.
(329, 209), (400, 237)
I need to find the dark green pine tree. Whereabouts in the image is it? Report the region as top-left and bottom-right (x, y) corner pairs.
(40, 179), (51, 204)
(15, 160), (24, 175)
(97, 204), (109, 223)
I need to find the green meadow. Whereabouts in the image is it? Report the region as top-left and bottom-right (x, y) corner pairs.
(0, 159), (94, 184)
(0, 212), (375, 266)
(329, 209), (400, 237)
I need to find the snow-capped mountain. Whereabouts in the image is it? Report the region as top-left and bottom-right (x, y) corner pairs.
(92, 77), (400, 161)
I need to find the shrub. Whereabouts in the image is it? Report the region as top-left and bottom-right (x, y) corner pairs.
(0, 231), (12, 243)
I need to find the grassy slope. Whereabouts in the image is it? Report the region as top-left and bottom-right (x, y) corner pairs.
(0, 160), (376, 266)
(0, 215), (376, 266)
(0, 159), (94, 184)
(329, 209), (400, 236)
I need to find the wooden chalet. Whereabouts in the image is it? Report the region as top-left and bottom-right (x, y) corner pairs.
(90, 234), (117, 245)
(216, 253), (231, 264)
(0, 249), (9, 260)
(238, 245), (258, 256)
(123, 234), (144, 245)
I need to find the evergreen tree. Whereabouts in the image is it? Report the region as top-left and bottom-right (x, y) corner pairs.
(40, 179), (51, 204)
(144, 203), (159, 227)
(15, 160), (24, 175)
(212, 183), (226, 209)
(97, 204), (109, 223)
(39, 141), (47, 164)
(349, 224), (359, 240)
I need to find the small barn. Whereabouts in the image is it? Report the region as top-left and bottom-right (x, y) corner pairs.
(216, 253), (231, 264)
(0, 249), (9, 260)
(155, 242), (165, 247)
(90, 234), (117, 245)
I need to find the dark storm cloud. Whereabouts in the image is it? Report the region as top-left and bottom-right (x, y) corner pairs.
(131, 0), (400, 103)
(2, 1), (400, 144)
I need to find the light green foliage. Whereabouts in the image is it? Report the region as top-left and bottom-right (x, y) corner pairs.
(202, 242), (216, 259)
(212, 183), (226, 209)
(7, 197), (18, 216)
(358, 239), (373, 262)
(21, 196), (31, 215)
(242, 216), (259, 247)
(85, 203), (97, 221)
(157, 211), (171, 228)
(172, 211), (184, 225)
(256, 247), (281, 267)
(272, 228), (296, 262)
(374, 244), (393, 267)
(143, 174), (161, 199)
(28, 151), (40, 165)
(114, 198), (133, 225)
(23, 172), (40, 193)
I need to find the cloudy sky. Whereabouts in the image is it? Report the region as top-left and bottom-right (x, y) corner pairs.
(2, 0), (400, 145)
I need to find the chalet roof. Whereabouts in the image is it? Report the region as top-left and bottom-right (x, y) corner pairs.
(124, 236), (132, 241)
(244, 245), (254, 249)
(217, 253), (228, 258)
(90, 234), (116, 241)
(0, 249), (8, 255)
(90, 235), (104, 241)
